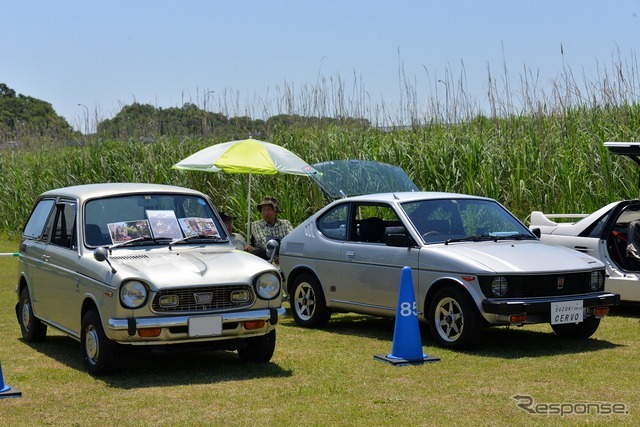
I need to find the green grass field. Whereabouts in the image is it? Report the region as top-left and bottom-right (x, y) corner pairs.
(0, 239), (638, 426)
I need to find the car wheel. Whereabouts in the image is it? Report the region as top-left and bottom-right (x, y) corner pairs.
(81, 309), (119, 376)
(18, 287), (47, 342)
(238, 329), (276, 363)
(428, 287), (482, 349)
(551, 316), (601, 339)
(290, 274), (331, 327)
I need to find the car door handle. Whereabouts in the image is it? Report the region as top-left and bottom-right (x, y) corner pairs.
(346, 250), (355, 260)
(41, 254), (50, 262)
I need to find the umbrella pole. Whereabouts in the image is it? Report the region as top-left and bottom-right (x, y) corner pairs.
(246, 173), (252, 243)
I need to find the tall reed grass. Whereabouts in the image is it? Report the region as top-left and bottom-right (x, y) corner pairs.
(1, 56), (640, 237)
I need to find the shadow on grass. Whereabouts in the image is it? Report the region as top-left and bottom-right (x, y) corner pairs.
(21, 335), (293, 388)
(281, 311), (623, 359)
(610, 302), (640, 319)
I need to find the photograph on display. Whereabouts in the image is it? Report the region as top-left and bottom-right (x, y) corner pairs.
(178, 217), (220, 237)
(146, 210), (183, 239)
(107, 220), (152, 244)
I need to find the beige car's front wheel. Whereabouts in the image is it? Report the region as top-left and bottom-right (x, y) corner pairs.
(81, 309), (119, 376)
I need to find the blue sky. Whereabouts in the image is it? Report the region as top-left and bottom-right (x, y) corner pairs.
(2, 1), (639, 131)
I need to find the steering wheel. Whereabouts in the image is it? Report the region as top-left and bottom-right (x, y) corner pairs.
(422, 230), (441, 238)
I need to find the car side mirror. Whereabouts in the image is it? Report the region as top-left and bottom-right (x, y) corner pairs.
(266, 239), (280, 263)
(94, 247), (117, 273)
(531, 227), (541, 238)
(386, 234), (413, 248)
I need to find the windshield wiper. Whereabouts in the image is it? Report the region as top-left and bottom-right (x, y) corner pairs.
(168, 233), (224, 250)
(445, 233), (536, 245)
(108, 236), (172, 249)
(493, 233), (536, 241)
(445, 235), (496, 245)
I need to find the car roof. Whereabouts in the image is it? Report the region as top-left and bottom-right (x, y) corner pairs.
(40, 183), (205, 201)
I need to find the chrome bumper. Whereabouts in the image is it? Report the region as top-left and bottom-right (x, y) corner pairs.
(108, 307), (286, 332)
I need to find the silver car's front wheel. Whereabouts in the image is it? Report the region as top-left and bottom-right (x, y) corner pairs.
(428, 287), (482, 349)
(290, 274), (331, 327)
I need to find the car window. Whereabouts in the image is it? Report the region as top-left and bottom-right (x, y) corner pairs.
(351, 204), (401, 244)
(50, 201), (78, 249)
(84, 193), (224, 246)
(403, 198), (529, 242)
(23, 198), (56, 240)
(317, 204), (349, 241)
(582, 212), (611, 238)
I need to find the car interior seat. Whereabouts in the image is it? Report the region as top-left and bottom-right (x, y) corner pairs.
(625, 220), (640, 270)
(359, 217), (386, 243)
(85, 224), (106, 246)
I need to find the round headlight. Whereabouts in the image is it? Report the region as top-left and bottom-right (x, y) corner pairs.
(491, 276), (508, 297)
(590, 270), (604, 291)
(120, 280), (148, 308)
(255, 272), (281, 300)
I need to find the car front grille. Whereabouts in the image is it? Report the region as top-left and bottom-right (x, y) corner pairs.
(151, 285), (255, 312)
(479, 272), (595, 298)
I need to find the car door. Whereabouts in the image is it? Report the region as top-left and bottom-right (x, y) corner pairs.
(334, 202), (419, 316)
(20, 198), (56, 320)
(601, 201), (640, 301)
(37, 200), (81, 334)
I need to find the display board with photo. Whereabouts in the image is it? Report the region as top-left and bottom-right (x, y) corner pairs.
(146, 210), (183, 239)
(107, 220), (152, 244)
(178, 217), (220, 237)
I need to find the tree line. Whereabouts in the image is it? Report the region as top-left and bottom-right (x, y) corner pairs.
(0, 83), (369, 145)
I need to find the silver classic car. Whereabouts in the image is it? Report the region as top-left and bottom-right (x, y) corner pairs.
(16, 183), (284, 375)
(278, 160), (619, 349)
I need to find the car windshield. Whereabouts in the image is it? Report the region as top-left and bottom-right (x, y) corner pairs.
(309, 160), (419, 199)
(401, 198), (534, 244)
(84, 193), (227, 247)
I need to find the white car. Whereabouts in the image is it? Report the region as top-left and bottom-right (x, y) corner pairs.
(278, 160), (619, 350)
(530, 141), (640, 303)
(16, 183), (284, 375)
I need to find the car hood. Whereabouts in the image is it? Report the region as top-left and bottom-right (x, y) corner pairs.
(105, 247), (274, 289)
(424, 240), (604, 273)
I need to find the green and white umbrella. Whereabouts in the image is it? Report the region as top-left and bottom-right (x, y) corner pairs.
(174, 138), (315, 239)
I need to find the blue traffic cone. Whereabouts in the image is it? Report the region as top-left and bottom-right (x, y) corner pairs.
(0, 362), (22, 399)
(374, 266), (440, 365)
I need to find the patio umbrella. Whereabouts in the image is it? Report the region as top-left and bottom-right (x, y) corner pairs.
(173, 138), (315, 240)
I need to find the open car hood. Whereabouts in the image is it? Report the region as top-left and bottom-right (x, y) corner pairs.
(308, 160), (419, 200)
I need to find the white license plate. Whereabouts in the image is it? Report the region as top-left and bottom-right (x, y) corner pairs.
(551, 300), (584, 325)
(188, 316), (222, 337)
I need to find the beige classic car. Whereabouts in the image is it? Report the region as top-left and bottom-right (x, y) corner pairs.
(16, 183), (284, 375)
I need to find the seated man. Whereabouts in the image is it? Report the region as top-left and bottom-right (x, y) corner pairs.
(250, 196), (293, 260)
(220, 211), (252, 251)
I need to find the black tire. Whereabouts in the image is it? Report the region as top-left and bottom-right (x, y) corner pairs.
(551, 316), (601, 339)
(81, 309), (119, 376)
(290, 273), (331, 327)
(18, 287), (47, 342)
(238, 329), (276, 363)
(428, 287), (482, 350)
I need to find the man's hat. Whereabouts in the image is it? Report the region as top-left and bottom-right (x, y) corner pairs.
(220, 211), (235, 221)
(257, 196), (281, 213)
